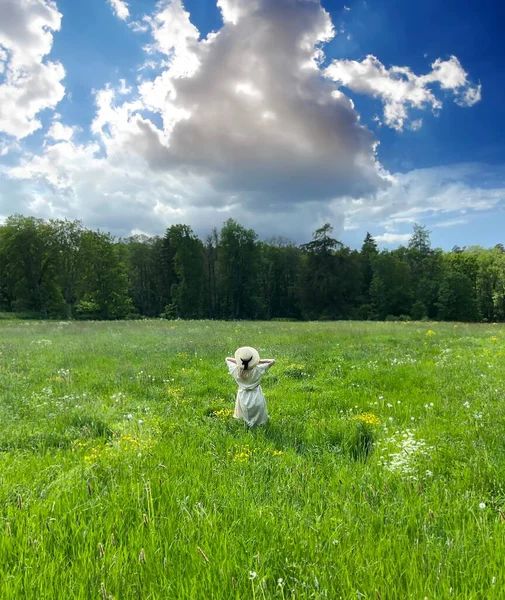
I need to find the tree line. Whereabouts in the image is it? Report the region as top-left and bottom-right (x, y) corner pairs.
(1, 214), (505, 322)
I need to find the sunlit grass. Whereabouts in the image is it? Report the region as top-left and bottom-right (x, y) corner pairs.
(1, 319), (505, 598)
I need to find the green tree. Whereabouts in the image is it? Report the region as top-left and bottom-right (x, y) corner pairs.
(217, 219), (260, 319)
(258, 238), (302, 320)
(360, 232), (378, 303)
(51, 219), (88, 318)
(163, 225), (205, 319)
(0, 215), (60, 317)
(437, 269), (478, 321)
(78, 230), (131, 320)
(370, 251), (413, 319)
(299, 223), (347, 319)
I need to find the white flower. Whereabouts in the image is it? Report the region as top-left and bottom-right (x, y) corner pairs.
(387, 403), (393, 408)
(388, 417), (393, 422)
(479, 502), (486, 509)
(249, 571), (258, 580)
(463, 401), (470, 409)
(277, 578), (284, 587)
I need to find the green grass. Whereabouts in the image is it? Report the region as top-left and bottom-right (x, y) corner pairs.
(1, 319), (505, 599)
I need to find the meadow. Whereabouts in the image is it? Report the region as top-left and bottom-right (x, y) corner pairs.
(1, 319), (505, 599)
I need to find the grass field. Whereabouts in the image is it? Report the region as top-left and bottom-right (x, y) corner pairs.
(1, 319), (505, 599)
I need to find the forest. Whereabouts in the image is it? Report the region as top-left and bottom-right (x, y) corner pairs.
(1, 214), (504, 322)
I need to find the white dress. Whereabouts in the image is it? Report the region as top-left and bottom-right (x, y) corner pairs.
(226, 359), (272, 427)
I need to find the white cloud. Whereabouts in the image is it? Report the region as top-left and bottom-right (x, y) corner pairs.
(0, 0), (65, 139)
(325, 55), (481, 130)
(108, 0), (130, 21)
(47, 120), (74, 141)
(409, 119), (423, 132)
(374, 233), (411, 245)
(341, 163), (505, 233)
(0, 0), (486, 243)
(432, 217), (469, 229)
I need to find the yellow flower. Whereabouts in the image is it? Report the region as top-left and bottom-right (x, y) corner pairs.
(212, 408), (233, 418)
(490, 337), (498, 342)
(426, 330), (435, 336)
(352, 413), (381, 426)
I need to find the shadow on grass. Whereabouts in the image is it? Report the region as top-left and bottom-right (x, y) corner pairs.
(0, 414), (114, 453)
(252, 418), (376, 461)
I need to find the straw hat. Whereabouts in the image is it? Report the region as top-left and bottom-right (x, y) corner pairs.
(235, 346), (260, 371)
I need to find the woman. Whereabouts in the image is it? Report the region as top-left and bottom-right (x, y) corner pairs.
(225, 346), (275, 427)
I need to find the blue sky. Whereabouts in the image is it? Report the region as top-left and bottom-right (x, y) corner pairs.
(0, 0), (504, 249)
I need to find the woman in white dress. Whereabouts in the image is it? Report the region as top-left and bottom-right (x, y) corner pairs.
(225, 346), (276, 427)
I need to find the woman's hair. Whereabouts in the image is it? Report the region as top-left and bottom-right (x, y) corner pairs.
(237, 355), (254, 380)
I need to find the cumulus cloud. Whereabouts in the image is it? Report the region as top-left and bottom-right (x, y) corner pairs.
(1, 0), (486, 243)
(108, 0), (130, 21)
(0, 0), (65, 138)
(126, 0), (387, 206)
(47, 120), (74, 141)
(325, 55), (481, 130)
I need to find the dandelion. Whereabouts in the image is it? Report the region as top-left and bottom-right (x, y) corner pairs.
(490, 337), (498, 342)
(352, 413), (381, 426)
(211, 408), (234, 418)
(426, 330), (435, 336)
(479, 502), (486, 509)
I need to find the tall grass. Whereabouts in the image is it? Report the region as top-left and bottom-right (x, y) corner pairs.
(1, 319), (504, 598)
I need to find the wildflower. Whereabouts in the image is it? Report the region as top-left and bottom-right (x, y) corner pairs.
(479, 502), (486, 509)
(211, 408), (234, 418)
(463, 401), (470, 409)
(426, 330), (435, 336)
(278, 578), (285, 587)
(490, 337), (498, 342)
(381, 430), (433, 480)
(249, 571), (258, 580)
(352, 413), (381, 426)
